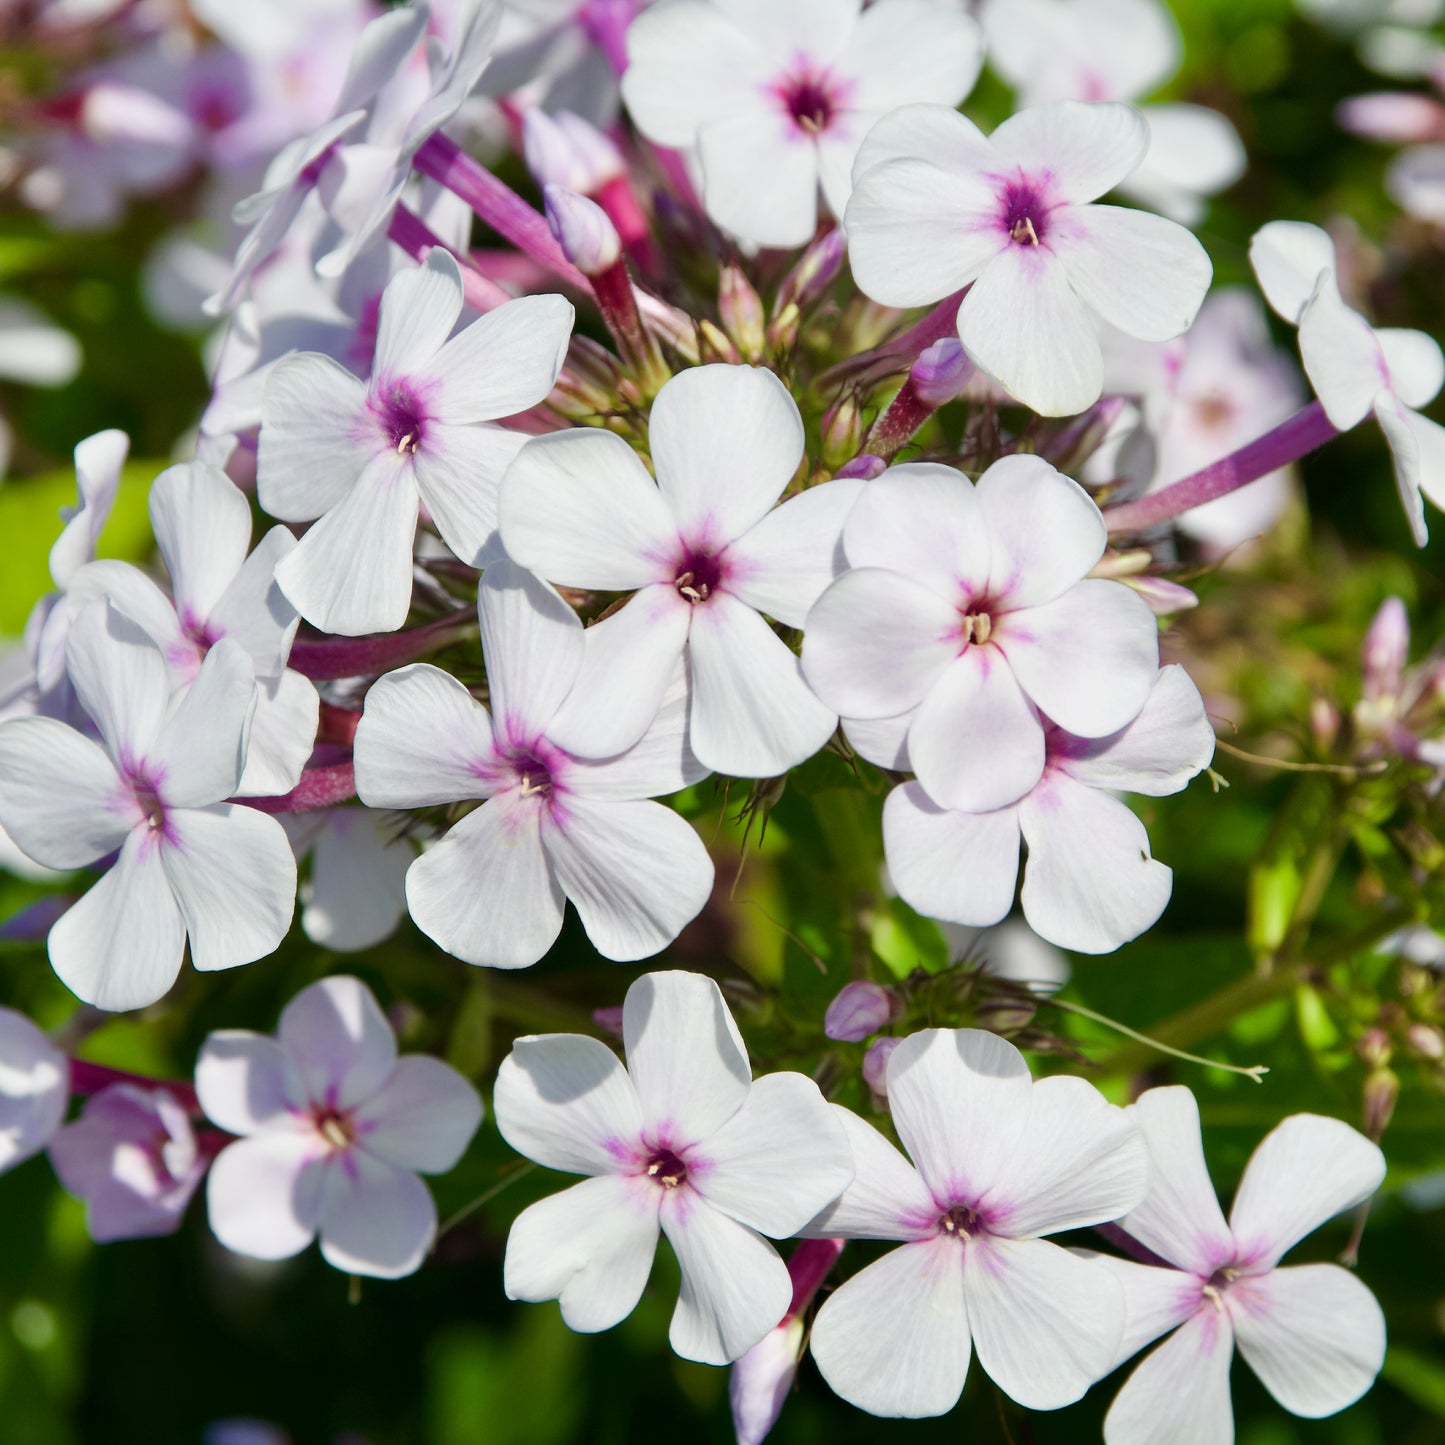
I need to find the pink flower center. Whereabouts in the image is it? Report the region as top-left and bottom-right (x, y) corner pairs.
(314, 1106), (356, 1150)
(1000, 178), (1050, 247)
(782, 73), (836, 134)
(376, 384), (427, 455)
(938, 1204), (984, 1238)
(506, 746), (555, 799)
(674, 548), (723, 605)
(645, 1148), (688, 1189)
(959, 609), (993, 645)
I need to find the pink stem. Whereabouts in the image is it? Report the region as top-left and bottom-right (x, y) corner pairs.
(1093, 1222), (1171, 1269)
(866, 378), (936, 460)
(387, 205), (511, 313)
(287, 612), (474, 681)
(578, 0), (636, 75)
(415, 134), (589, 291)
(69, 1059), (200, 1113)
(594, 174), (657, 272)
(1103, 401), (1340, 534)
(243, 762), (357, 814)
(317, 702), (360, 747)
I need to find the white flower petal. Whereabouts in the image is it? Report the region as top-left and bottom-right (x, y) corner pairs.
(842, 0), (983, 114)
(504, 1173), (661, 1332)
(698, 114), (821, 249)
(1405, 405), (1445, 516)
(414, 422), (529, 568)
(49, 832), (186, 1011)
(407, 799), (566, 969)
(1374, 391), (1430, 547)
(809, 1236), (970, 1417)
(300, 809), (411, 951)
(883, 781), (1021, 927)
(662, 1191), (791, 1365)
(996, 579), (1159, 738)
(236, 671), (320, 798)
(1075, 1251), (1209, 1368)
(499, 429), (678, 590)
(495, 1033), (645, 1176)
(274, 452), (420, 636)
(66, 601), (170, 766)
(687, 594), (835, 777)
(1298, 279), (1387, 431)
(1229, 1263), (1386, 1418)
(690, 1073), (853, 1237)
(0, 1009), (68, 1176)
(564, 670), (707, 801)
(958, 246), (1104, 416)
(802, 1102), (940, 1241)
(541, 797), (712, 961)
(991, 101), (1150, 203)
(622, 970), (751, 1150)
(1103, 1306), (1235, 1445)
(1228, 1114), (1385, 1270)
(277, 975), (397, 1111)
(1249, 220), (1336, 324)
(49, 428), (128, 588)
(150, 641), (257, 808)
(1376, 326), (1445, 408)
(354, 663), (496, 808)
(841, 708), (914, 770)
(149, 462), (250, 625)
(195, 1032), (306, 1136)
(1120, 1086), (1233, 1276)
(373, 247), (462, 384)
(479, 562), (584, 741)
(206, 524), (300, 679)
(1018, 773), (1174, 953)
(0, 717), (128, 869)
(207, 1133), (326, 1261)
(319, 1149), (436, 1279)
(351, 1054), (483, 1174)
(965, 1234), (1124, 1409)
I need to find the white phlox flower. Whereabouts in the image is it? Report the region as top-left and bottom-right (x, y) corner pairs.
(803, 453), (1160, 816)
(0, 1008), (68, 1176)
(1250, 218), (1445, 544)
(0, 602), (296, 1012)
(621, 0), (984, 248)
(53, 461), (320, 797)
(500, 363), (863, 776)
(494, 969), (855, 1363)
(259, 247), (574, 635)
(197, 974), (483, 1278)
(352, 560), (715, 967)
(1087, 1086), (1387, 1445)
(880, 665), (1215, 953)
(845, 100), (1213, 415)
(802, 1027), (1149, 1416)
(980, 0), (1246, 225)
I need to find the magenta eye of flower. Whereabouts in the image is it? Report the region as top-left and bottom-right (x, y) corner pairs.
(644, 1148), (687, 1189)
(782, 75), (835, 134)
(314, 1106), (356, 1150)
(938, 1204), (983, 1238)
(506, 748), (554, 798)
(1202, 1264), (1242, 1308)
(674, 550), (722, 604)
(1001, 181), (1048, 247)
(379, 387), (425, 455)
(959, 608), (994, 646)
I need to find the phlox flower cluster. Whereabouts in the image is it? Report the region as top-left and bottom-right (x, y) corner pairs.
(0, 0), (1431, 1436)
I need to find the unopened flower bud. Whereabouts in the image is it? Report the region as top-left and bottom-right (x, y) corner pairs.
(775, 226), (846, 314)
(862, 1035), (901, 1099)
(1311, 696), (1341, 750)
(974, 995), (1037, 1034)
(1406, 1022), (1445, 1060)
(909, 338), (974, 406)
(719, 264), (766, 362)
(523, 108), (622, 194)
(1363, 1066), (1399, 1141)
(823, 980), (897, 1041)
(543, 184), (621, 276)
(1336, 92), (1445, 144)
(1125, 575), (1200, 616)
(1362, 596), (1409, 704)
(1356, 1026), (1393, 1070)
(834, 453), (886, 480)
(821, 396), (863, 470)
(592, 1005), (625, 1037)
(1040, 395), (1128, 472)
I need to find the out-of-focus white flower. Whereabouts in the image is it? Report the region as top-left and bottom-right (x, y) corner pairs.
(0, 1009), (68, 1176)
(197, 975), (483, 1278)
(284, 808), (415, 953)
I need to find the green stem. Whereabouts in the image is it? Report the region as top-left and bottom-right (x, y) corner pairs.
(436, 1162), (538, 1242)
(1049, 997), (1268, 1083)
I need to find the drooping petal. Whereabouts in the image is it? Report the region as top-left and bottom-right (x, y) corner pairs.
(49, 428), (129, 588)
(841, 708), (914, 770)
(1018, 773), (1174, 954)
(882, 781), (1021, 928)
(686, 594), (836, 777)
(425, 292), (574, 423)
(1119, 1086), (1233, 1276)
(698, 114), (822, 249)
(277, 975), (397, 1112)
(976, 454), (1107, 609)
(237, 671), (320, 798)
(478, 562), (584, 741)
(206, 1132), (326, 1261)
(406, 799), (566, 969)
(1228, 1114), (1385, 1270)
(273, 452), (420, 636)
(150, 640), (257, 808)
(840, 461), (989, 596)
(886, 1028), (1034, 1208)
(504, 1173), (661, 1332)
(371, 247), (462, 384)
(49, 831), (186, 1012)
(494, 1034), (645, 1177)
(1055, 666), (1215, 799)
(991, 100), (1150, 203)
(353, 663), (496, 808)
(689, 1073), (853, 1237)
(965, 1234), (1124, 1409)
(801, 1103), (940, 1242)
(662, 1190), (792, 1365)
(413, 422), (529, 568)
(540, 797), (713, 961)
(907, 647), (1046, 812)
(995, 579), (1159, 738)
(1053, 204), (1211, 343)
(1297, 278), (1388, 432)
(498, 429), (678, 590)
(299, 808), (411, 951)
(1404, 405), (1445, 517)
(1374, 390), (1430, 547)
(194, 1032), (306, 1137)
(0, 716), (129, 870)
(802, 568), (962, 719)
(1228, 1263), (1386, 1418)
(957, 245), (1104, 416)
(66, 601), (170, 766)
(722, 477), (862, 628)
(148, 461), (251, 625)
(648, 365), (805, 544)
(809, 1236), (971, 1417)
(545, 584), (693, 760)
(622, 970), (752, 1150)
(317, 1149), (436, 1279)
(257, 353), (371, 522)
(1249, 219), (1336, 324)
(1103, 1307), (1235, 1445)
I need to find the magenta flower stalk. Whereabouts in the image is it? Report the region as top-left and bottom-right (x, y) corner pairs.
(1104, 401), (1340, 535)
(386, 204), (511, 314)
(287, 611), (476, 682)
(68, 1059), (201, 1114)
(244, 762), (357, 815)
